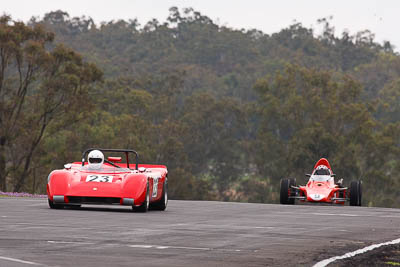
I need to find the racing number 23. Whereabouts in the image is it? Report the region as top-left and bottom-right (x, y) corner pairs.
(86, 175), (113, 183)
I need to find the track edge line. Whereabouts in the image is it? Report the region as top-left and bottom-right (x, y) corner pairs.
(313, 237), (400, 267)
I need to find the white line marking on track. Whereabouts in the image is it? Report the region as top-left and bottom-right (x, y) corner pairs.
(129, 245), (153, 249)
(167, 246), (211, 251)
(47, 241), (94, 245)
(128, 244), (246, 252)
(0, 256), (45, 266)
(129, 244), (210, 251)
(185, 223), (306, 231)
(313, 237), (400, 267)
(311, 213), (361, 217)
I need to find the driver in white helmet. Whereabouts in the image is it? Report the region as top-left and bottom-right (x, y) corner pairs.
(311, 165), (333, 182)
(314, 165), (330, 176)
(87, 150), (104, 170)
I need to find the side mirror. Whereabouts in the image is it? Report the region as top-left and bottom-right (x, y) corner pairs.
(305, 174), (311, 177)
(64, 163), (72, 170)
(138, 167), (146, 173)
(331, 174), (336, 177)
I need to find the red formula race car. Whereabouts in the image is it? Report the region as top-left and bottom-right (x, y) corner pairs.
(280, 158), (362, 206)
(47, 148), (168, 212)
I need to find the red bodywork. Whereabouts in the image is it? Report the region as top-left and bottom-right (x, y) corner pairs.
(296, 158), (347, 204)
(47, 162), (167, 207)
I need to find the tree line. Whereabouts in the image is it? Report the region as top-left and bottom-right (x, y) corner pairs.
(1, 8), (399, 207)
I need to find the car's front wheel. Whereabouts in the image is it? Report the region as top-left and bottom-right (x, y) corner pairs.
(48, 199), (64, 209)
(132, 182), (150, 212)
(349, 180), (362, 206)
(280, 178), (296, 205)
(150, 179), (168, 211)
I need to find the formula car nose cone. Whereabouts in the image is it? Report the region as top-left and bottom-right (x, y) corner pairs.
(310, 194), (323, 201)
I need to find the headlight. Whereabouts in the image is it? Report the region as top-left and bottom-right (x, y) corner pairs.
(47, 171), (54, 183)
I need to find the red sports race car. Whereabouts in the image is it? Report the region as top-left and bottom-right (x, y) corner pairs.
(47, 148), (168, 212)
(280, 158), (362, 206)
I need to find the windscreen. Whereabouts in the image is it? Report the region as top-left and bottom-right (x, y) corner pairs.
(79, 165), (132, 173)
(314, 169), (330, 175)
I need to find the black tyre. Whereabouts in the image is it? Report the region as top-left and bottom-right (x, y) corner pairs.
(48, 199), (64, 209)
(150, 179), (168, 211)
(349, 181), (362, 206)
(133, 182), (150, 212)
(280, 178), (296, 205)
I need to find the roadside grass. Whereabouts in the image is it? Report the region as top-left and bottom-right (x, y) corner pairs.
(386, 262), (400, 266)
(0, 191), (47, 198)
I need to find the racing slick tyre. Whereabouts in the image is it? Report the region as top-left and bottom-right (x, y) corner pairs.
(48, 199), (64, 209)
(150, 179), (168, 211)
(280, 178), (296, 205)
(133, 182), (150, 212)
(349, 180), (362, 206)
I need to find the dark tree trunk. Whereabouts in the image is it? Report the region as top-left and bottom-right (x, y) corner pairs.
(13, 119), (47, 192)
(13, 149), (33, 192)
(0, 137), (6, 191)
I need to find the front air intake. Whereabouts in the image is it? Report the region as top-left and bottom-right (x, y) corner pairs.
(67, 196), (121, 205)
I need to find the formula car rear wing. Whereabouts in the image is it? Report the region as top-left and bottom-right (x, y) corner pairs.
(81, 148), (139, 170)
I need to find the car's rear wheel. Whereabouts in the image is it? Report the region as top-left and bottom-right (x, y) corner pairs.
(150, 179), (168, 211)
(280, 178), (296, 205)
(48, 199), (64, 209)
(349, 181), (362, 206)
(132, 182), (150, 212)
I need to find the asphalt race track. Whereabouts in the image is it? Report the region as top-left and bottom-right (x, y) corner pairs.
(1, 198), (400, 267)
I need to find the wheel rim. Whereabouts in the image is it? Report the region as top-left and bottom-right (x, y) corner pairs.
(146, 188), (150, 210)
(164, 188), (168, 206)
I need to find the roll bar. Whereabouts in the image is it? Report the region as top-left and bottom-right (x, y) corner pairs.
(81, 148), (139, 170)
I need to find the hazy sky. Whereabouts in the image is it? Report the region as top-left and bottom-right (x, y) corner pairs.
(2, 0), (400, 50)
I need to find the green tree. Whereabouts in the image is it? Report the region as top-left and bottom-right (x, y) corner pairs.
(253, 64), (398, 205)
(0, 15), (102, 191)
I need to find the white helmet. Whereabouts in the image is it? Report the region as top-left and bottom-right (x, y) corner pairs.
(315, 165), (330, 175)
(316, 165), (328, 170)
(88, 150), (104, 169)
